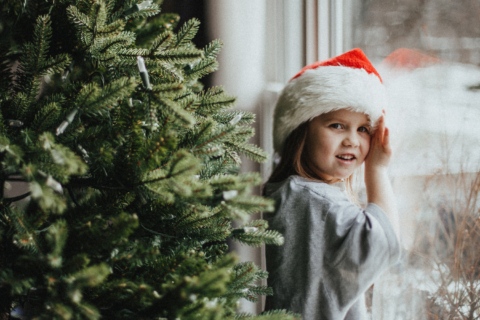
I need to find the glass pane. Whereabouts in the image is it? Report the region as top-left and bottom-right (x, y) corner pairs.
(351, 1), (480, 319)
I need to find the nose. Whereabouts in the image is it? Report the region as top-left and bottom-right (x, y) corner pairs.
(343, 131), (360, 147)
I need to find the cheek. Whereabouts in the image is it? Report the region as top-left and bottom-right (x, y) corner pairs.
(361, 137), (371, 157)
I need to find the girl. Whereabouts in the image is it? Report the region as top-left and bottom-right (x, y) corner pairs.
(264, 48), (401, 320)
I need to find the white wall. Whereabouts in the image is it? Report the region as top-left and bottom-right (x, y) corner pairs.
(206, 1), (268, 112)
(205, 0), (268, 314)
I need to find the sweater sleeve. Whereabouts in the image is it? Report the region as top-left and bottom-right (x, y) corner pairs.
(322, 199), (401, 311)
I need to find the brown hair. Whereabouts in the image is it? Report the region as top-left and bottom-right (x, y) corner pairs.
(266, 120), (357, 200)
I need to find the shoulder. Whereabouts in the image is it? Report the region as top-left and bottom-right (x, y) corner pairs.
(266, 175), (348, 202)
(264, 176), (353, 221)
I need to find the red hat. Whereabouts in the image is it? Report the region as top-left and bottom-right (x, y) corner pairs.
(273, 48), (386, 153)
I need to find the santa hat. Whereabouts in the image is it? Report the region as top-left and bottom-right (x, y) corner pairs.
(273, 48), (387, 153)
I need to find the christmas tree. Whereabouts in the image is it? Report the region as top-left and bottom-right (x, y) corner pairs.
(0, 1), (295, 319)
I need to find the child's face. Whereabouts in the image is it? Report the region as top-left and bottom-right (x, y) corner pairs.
(305, 109), (371, 183)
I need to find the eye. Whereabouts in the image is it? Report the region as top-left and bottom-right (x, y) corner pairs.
(329, 123), (344, 129)
(358, 126), (371, 134)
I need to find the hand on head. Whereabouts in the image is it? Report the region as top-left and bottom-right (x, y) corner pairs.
(363, 112), (399, 238)
(365, 114), (392, 172)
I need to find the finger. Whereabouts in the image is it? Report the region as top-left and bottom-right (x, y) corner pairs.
(383, 127), (390, 147)
(376, 116), (385, 143)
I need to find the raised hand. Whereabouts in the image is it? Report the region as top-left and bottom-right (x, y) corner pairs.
(364, 113), (399, 239)
(365, 115), (392, 172)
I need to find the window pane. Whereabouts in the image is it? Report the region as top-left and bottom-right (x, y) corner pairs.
(350, 1), (480, 319)
(352, 0), (480, 64)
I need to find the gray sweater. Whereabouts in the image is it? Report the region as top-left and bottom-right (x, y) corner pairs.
(264, 175), (401, 320)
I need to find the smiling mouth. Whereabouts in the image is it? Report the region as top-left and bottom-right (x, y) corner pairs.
(336, 154), (356, 161)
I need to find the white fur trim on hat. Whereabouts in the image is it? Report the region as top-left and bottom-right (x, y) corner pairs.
(273, 63), (387, 153)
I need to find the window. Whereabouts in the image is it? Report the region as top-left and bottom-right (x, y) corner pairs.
(262, 1), (480, 317)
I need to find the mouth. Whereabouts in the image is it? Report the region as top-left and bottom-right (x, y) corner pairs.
(336, 154), (356, 162)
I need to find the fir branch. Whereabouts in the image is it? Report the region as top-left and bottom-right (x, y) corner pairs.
(117, 48), (151, 60)
(190, 124), (236, 154)
(122, 5), (161, 20)
(151, 94), (195, 126)
(97, 19), (126, 35)
(231, 229), (284, 247)
(152, 83), (184, 95)
(212, 111), (255, 126)
(189, 120), (214, 147)
(31, 101), (62, 133)
(225, 149), (242, 166)
(185, 58), (218, 81)
(13, 15), (53, 103)
(230, 125), (255, 142)
(91, 31), (136, 55)
(10, 210), (42, 252)
(150, 61), (184, 82)
(225, 261), (271, 302)
(194, 87), (236, 116)
(40, 54), (71, 76)
(88, 1), (107, 36)
(209, 172), (262, 191)
(226, 141), (268, 163)
(174, 18), (201, 48)
(230, 220), (283, 247)
(32, 15), (52, 75)
(219, 195), (274, 222)
(66, 5), (92, 32)
(203, 39), (223, 60)
(153, 48), (203, 64)
(76, 77), (136, 119)
(150, 31), (174, 54)
(10, 92), (33, 120)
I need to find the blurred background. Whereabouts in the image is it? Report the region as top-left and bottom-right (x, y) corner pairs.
(164, 1), (480, 318)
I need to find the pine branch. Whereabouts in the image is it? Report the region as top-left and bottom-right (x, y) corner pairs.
(31, 101), (61, 133)
(117, 48), (151, 62)
(150, 31), (174, 54)
(13, 15), (54, 105)
(212, 111), (255, 126)
(226, 141), (268, 163)
(91, 31), (136, 56)
(153, 48), (203, 65)
(75, 77), (136, 119)
(209, 172), (263, 192)
(194, 87), (236, 116)
(185, 58), (218, 81)
(88, 1), (107, 36)
(40, 54), (72, 76)
(203, 39), (223, 60)
(231, 229), (284, 247)
(174, 18), (201, 48)
(122, 5), (161, 20)
(151, 94), (195, 126)
(66, 5), (92, 34)
(230, 219), (283, 247)
(225, 261), (270, 302)
(97, 19), (125, 35)
(150, 61), (184, 82)
(32, 15), (52, 75)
